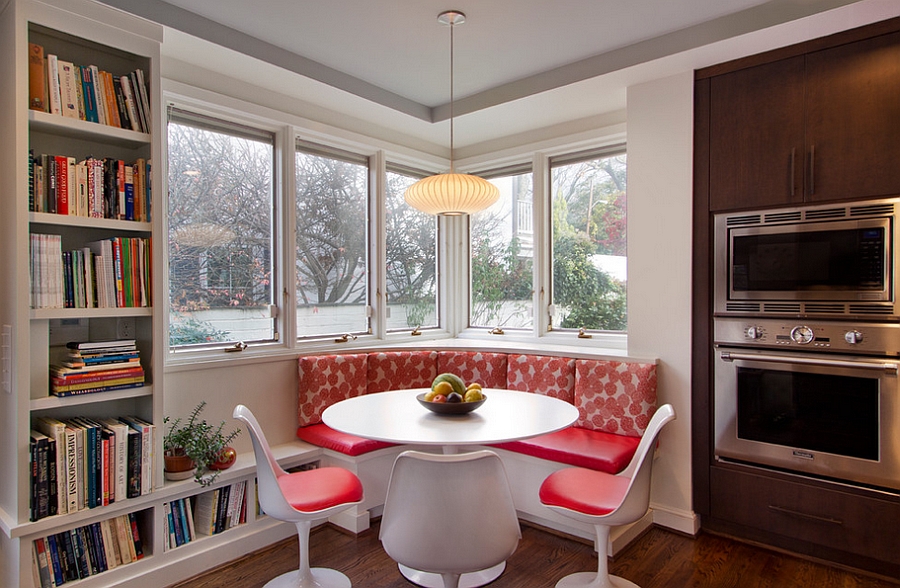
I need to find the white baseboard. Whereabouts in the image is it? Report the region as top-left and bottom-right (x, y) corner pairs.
(650, 502), (700, 536)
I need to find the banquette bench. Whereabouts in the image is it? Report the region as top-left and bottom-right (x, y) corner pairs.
(295, 349), (658, 552)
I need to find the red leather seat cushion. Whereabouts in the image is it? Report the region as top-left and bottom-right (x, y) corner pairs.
(539, 467), (630, 516)
(492, 427), (639, 474)
(278, 466), (364, 513)
(296, 423), (395, 456)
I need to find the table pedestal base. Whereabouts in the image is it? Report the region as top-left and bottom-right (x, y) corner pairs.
(398, 562), (506, 587)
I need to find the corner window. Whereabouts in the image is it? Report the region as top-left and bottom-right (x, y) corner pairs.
(470, 171), (534, 330)
(550, 148), (627, 332)
(385, 169), (438, 332)
(166, 110), (277, 349)
(295, 142), (369, 339)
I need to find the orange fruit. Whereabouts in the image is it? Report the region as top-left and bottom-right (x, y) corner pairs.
(432, 381), (454, 397)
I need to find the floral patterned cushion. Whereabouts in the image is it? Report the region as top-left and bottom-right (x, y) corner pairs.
(437, 351), (508, 389)
(506, 354), (576, 403)
(574, 359), (657, 437)
(367, 351), (438, 393)
(297, 354), (368, 427)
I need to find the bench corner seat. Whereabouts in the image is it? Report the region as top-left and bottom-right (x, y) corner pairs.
(492, 427), (640, 474)
(296, 423), (395, 456)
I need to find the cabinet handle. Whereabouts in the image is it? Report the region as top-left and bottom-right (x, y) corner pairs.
(808, 144), (816, 196)
(790, 148), (796, 196)
(768, 504), (842, 525)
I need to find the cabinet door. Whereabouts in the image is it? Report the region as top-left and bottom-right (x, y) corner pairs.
(708, 57), (805, 211)
(806, 31), (900, 202)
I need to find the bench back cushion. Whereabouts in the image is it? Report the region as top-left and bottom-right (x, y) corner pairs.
(367, 351), (438, 393)
(506, 354), (576, 404)
(298, 353), (369, 427)
(574, 359), (657, 437)
(437, 351), (508, 389)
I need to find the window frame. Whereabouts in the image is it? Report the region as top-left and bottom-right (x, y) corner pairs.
(165, 103), (282, 355)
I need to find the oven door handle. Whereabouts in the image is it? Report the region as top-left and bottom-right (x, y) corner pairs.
(719, 351), (899, 374)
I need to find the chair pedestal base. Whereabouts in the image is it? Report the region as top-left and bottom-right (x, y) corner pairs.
(556, 572), (639, 588)
(263, 568), (352, 588)
(398, 561), (505, 587)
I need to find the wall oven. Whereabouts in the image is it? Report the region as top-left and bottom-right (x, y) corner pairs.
(714, 197), (899, 319)
(714, 317), (900, 491)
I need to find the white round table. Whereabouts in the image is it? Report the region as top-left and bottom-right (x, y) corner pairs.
(323, 388), (579, 587)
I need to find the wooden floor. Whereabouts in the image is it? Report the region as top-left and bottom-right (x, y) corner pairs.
(169, 522), (899, 588)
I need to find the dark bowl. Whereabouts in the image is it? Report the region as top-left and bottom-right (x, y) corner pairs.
(417, 393), (486, 415)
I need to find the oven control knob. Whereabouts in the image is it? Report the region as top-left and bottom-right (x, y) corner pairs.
(844, 330), (864, 345)
(790, 325), (815, 344)
(746, 326), (763, 340)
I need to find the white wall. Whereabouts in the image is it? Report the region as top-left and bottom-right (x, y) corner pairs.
(626, 72), (697, 533)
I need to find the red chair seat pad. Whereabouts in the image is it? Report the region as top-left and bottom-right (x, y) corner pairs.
(296, 423), (395, 456)
(539, 467), (630, 516)
(278, 467), (364, 513)
(492, 427), (639, 474)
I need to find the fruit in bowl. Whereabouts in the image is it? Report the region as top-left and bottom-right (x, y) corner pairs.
(418, 373), (487, 414)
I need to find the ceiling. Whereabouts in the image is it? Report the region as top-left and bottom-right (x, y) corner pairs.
(95, 0), (893, 154)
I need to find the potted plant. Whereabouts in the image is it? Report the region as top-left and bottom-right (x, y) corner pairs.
(163, 401), (241, 486)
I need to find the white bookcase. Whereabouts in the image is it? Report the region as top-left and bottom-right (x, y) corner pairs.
(0, 1), (320, 586)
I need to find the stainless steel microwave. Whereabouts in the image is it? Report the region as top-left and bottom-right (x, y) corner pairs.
(714, 197), (899, 319)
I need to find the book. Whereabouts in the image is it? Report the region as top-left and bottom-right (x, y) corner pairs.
(127, 512), (144, 560)
(46, 54), (61, 116)
(80, 65), (98, 123)
(120, 415), (154, 495)
(32, 538), (52, 588)
(99, 418), (130, 502)
(55, 155), (69, 215)
(123, 426), (141, 498)
(29, 430), (50, 521)
(100, 519), (118, 569)
(118, 75), (141, 132)
(90, 64), (107, 126)
(193, 489), (219, 536)
(57, 60), (80, 119)
(114, 515), (134, 564)
(46, 534), (65, 584)
(28, 43), (46, 112)
(35, 417), (68, 516)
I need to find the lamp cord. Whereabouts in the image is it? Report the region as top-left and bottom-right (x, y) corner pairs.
(449, 18), (455, 173)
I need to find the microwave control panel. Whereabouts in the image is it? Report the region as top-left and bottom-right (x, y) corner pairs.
(714, 317), (900, 356)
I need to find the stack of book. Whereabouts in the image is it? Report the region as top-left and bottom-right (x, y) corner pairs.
(192, 480), (248, 537)
(163, 497), (196, 552)
(28, 43), (151, 134)
(50, 340), (144, 397)
(31, 513), (144, 588)
(30, 414), (155, 522)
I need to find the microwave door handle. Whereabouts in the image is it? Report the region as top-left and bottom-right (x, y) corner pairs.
(720, 351), (898, 374)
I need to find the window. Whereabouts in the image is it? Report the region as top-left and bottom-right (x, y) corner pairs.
(550, 148), (627, 331)
(385, 169), (438, 331)
(470, 171), (534, 330)
(295, 142), (369, 339)
(167, 110), (276, 349)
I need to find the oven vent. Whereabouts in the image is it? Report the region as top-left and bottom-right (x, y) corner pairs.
(762, 303), (801, 313)
(725, 302), (760, 312)
(726, 214), (761, 227)
(849, 304), (893, 315)
(763, 211), (801, 223)
(850, 203), (894, 217)
(804, 207), (845, 220)
(803, 303), (846, 314)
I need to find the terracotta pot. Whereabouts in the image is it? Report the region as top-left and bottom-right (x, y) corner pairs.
(164, 452), (195, 481)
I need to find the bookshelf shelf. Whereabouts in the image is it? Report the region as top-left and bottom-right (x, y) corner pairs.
(30, 383), (153, 411)
(29, 109), (151, 148)
(29, 212), (151, 232)
(30, 307), (152, 320)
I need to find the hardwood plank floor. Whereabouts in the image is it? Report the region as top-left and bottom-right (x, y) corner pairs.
(168, 522), (899, 588)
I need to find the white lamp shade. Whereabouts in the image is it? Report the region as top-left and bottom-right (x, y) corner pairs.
(404, 172), (500, 216)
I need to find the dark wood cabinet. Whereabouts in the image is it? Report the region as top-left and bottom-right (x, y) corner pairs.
(806, 31), (900, 202)
(707, 30), (900, 211)
(708, 465), (900, 577)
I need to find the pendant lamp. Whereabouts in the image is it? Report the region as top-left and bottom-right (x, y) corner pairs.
(404, 10), (500, 216)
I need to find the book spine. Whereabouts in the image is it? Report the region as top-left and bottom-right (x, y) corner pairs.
(128, 512), (143, 560)
(29, 43), (46, 111)
(80, 66), (98, 123)
(57, 60), (79, 119)
(46, 54), (61, 116)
